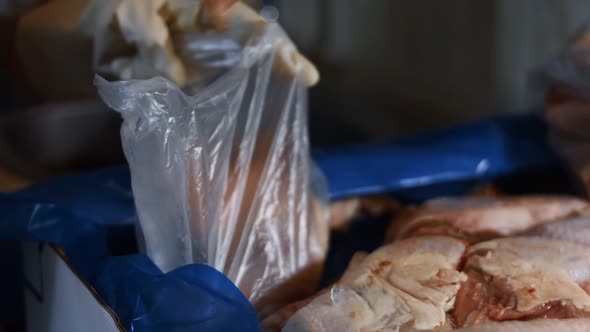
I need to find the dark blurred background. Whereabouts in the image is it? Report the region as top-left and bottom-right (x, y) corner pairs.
(271, 0), (590, 144)
(1, 0), (590, 183)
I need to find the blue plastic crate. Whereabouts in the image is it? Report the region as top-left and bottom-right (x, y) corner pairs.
(0, 113), (576, 332)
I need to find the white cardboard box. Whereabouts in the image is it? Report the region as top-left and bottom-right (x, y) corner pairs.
(23, 242), (122, 332)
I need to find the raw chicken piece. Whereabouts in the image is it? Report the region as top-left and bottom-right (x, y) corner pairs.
(454, 318), (590, 332)
(386, 195), (587, 243)
(454, 237), (590, 327)
(260, 252), (369, 332)
(329, 198), (361, 232)
(467, 184), (502, 197)
(329, 196), (399, 232)
(523, 215), (590, 246)
(260, 290), (328, 332)
(282, 236), (468, 332)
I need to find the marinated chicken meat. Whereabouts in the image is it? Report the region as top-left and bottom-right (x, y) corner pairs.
(281, 236), (468, 332)
(386, 195), (587, 243)
(454, 237), (590, 327)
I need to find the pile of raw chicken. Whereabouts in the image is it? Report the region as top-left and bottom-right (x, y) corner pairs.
(261, 193), (590, 331)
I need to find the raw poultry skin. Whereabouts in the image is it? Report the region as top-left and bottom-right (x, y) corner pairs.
(453, 318), (590, 332)
(260, 252), (369, 332)
(522, 214), (590, 247)
(386, 195), (587, 243)
(270, 196), (590, 331)
(281, 236), (468, 332)
(454, 237), (590, 327)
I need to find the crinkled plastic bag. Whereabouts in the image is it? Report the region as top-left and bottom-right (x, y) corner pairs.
(96, 23), (329, 314)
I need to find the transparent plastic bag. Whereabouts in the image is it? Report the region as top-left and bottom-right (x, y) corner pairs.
(96, 23), (329, 314)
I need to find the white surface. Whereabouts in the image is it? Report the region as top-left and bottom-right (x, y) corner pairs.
(23, 242), (121, 332)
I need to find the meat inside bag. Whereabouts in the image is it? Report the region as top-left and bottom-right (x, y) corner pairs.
(95, 23), (329, 315)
